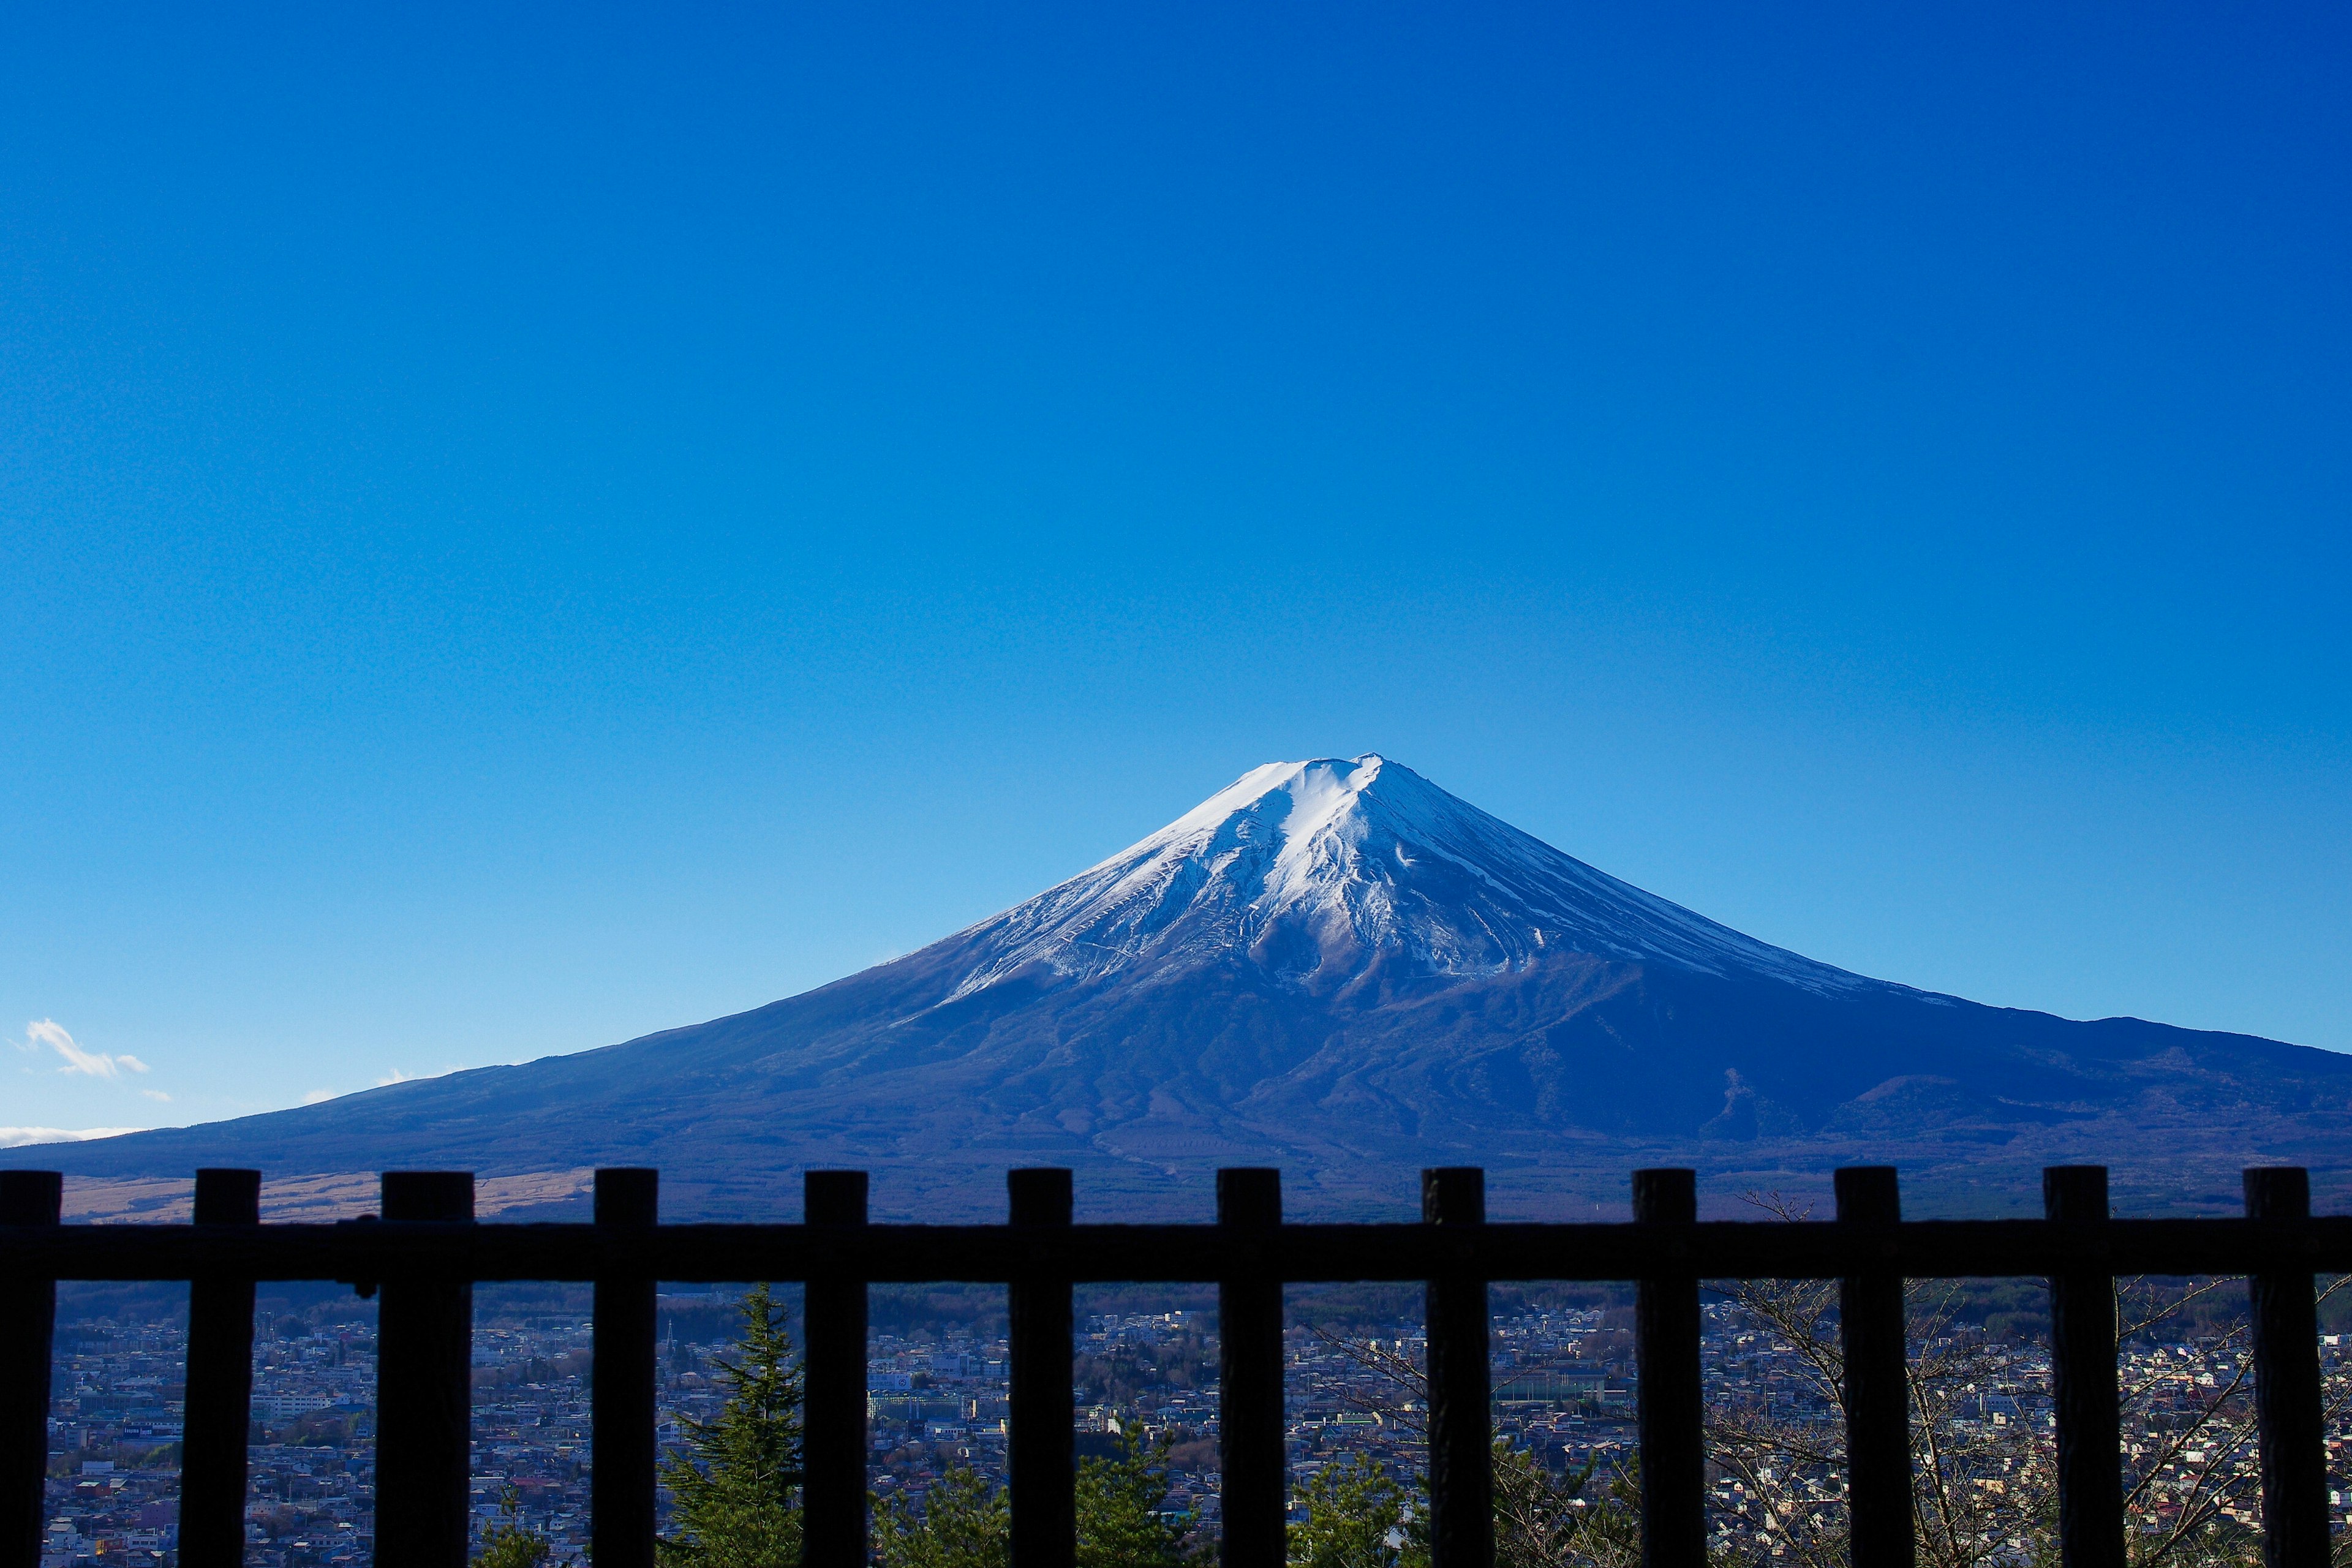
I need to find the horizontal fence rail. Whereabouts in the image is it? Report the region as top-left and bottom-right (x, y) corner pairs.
(7, 1216), (2352, 1281)
(0, 1161), (2339, 1568)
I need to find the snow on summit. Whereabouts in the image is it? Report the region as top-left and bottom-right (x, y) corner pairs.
(940, 755), (1878, 1001)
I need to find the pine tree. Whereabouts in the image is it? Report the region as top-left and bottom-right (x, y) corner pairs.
(658, 1283), (805, 1568)
(874, 1431), (1193, 1568)
(1287, 1443), (1638, 1568)
(874, 1461), (1010, 1568)
(472, 1485), (564, 1568)
(1288, 1452), (1420, 1568)
(1076, 1430), (1196, 1568)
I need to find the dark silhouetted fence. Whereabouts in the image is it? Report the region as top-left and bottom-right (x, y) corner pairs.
(1, 1162), (2344, 1568)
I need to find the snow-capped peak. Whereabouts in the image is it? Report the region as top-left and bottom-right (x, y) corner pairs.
(937, 755), (1877, 1001)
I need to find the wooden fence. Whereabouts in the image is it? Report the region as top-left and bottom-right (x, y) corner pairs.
(1, 1163), (2343, 1568)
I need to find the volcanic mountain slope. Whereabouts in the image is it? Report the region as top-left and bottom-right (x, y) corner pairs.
(24, 756), (2352, 1217)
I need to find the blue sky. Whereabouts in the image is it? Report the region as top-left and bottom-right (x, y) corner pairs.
(4, 1), (2347, 1138)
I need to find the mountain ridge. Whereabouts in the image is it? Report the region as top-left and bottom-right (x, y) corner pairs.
(18, 755), (2351, 1218)
(931, 755), (1888, 1001)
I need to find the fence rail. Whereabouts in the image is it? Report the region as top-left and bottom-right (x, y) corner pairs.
(0, 1162), (2337, 1568)
(10, 1218), (2352, 1283)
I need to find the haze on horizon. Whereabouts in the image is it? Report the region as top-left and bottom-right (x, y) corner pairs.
(3, 2), (2346, 1142)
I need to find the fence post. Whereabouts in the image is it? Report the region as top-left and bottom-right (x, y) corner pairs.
(0, 1170), (61, 1568)
(1634, 1167), (1705, 1568)
(1217, 1168), (1285, 1568)
(2045, 1165), (2123, 1568)
(377, 1171), (475, 1568)
(1836, 1166), (1912, 1568)
(1424, 1167), (1493, 1568)
(1009, 1168), (1074, 1568)
(181, 1169), (262, 1568)
(804, 1170), (870, 1568)
(2245, 1167), (2327, 1568)
(592, 1169), (660, 1568)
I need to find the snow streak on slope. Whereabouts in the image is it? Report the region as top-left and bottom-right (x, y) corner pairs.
(941, 755), (1883, 1001)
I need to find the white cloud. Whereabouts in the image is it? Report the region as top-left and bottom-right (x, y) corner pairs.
(140, 1089), (172, 1102)
(303, 1089), (337, 1104)
(0, 1126), (144, 1148)
(376, 1068), (414, 1086)
(22, 1019), (151, 1080)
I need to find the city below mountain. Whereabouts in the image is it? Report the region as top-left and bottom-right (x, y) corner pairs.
(22, 756), (2352, 1219)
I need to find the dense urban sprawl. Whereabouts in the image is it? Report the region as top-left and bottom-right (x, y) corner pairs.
(35, 1291), (2352, 1566)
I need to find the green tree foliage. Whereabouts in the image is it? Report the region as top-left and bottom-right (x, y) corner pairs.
(658, 1283), (805, 1568)
(875, 1462), (1009, 1568)
(1288, 1452), (1421, 1568)
(1490, 1445), (1639, 1568)
(472, 1485), (564, 1568)
(876, 1431), (1195, 1568)
(1294, 1329), (1642, 1568)
(1286, 1444), (1637, 1568)
(1077, 1431), (1196, 1568)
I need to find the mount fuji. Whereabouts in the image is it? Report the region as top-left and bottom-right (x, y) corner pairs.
(22, 756), (2352, 1218)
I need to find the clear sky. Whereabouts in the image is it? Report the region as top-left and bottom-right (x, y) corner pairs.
(4, 2), (2347, 1140)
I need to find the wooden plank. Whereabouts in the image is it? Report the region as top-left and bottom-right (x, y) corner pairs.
(1424, 1168), (1493, 1568)
(1634, 1169), (1705, 1568)
(2046, 1167), (2124, 1568)
(0, 1171), (61, 1568)
(802, 1170), (870, 1568)
(180, 1169), (262, 1568)
(2245, 1167), (2328, 1568)
(1837, 1167), (1913, 1568)
(1216, 1169), (1285, 1568)
(13, 1215), (2352, 1285)
(1008, 1169), (1074, 1568)
(376, 1172), (475, 1568)
(592, 1169), (660, 1568)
